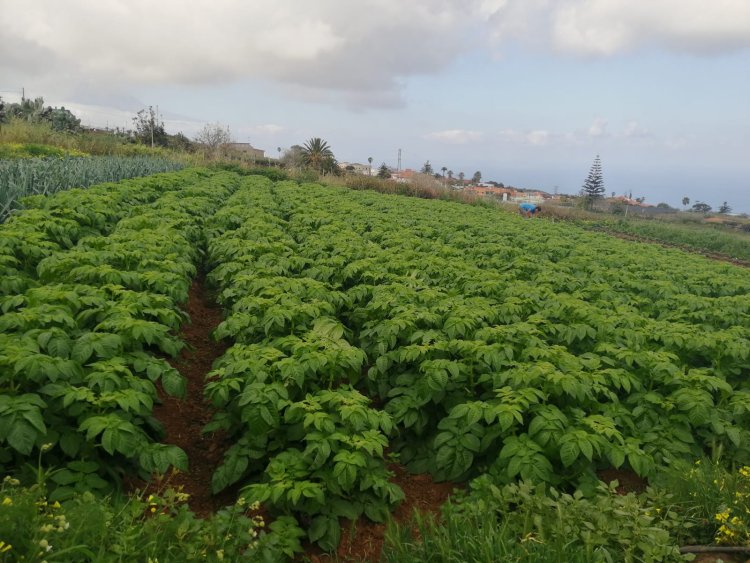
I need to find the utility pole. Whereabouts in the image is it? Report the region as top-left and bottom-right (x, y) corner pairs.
(148, 105), (160, 148)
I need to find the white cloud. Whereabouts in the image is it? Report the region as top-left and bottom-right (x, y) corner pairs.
(622, 120), (651, 138)
(483, 0), (750, 55)
(0, 0), (482, 109)
(588, 117), (608, 137)
(525, 130), (552, 145)
(425, 129), (485, 144)
(494, 127), (577, 147)
(4, 0), (747, 115)
(487, 120), (663, 149)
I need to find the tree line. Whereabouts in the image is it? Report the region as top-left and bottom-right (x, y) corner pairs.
(0, 96), (81, 132)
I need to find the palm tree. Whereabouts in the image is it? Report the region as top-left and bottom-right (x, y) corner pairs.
(301, 137), (335, 172)
(368, 156), (373, 176)
(447, 170), (453, 180)
(441, 166), (447, 177)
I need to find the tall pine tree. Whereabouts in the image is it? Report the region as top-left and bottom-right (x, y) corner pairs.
(581, 155), (605, 209)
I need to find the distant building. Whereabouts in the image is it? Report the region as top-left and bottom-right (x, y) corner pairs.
(465, 186), (513, 201)
(339, 162), (373, 175)
(510, 190), (548, 204)
(608, 195), (654, 208)
(464, 186), (550, 203)
(223, 143), (265, 159)
(390, 169), (417, 183)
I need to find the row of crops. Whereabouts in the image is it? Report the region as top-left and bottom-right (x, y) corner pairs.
(1, 169), (749, 557)
(0, 169), (235, 492)
(0, 155), (185, 223)
(198, 177), (750, 549)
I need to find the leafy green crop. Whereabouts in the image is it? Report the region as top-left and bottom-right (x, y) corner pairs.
(8, 169), (747, 556)
(204, 176), (750, 514)
(0, 169), (238, 493)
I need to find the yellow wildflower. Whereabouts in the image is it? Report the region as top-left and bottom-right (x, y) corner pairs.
(0, 541), (12, 553)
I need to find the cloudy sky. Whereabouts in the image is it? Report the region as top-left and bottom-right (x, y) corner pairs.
(2, 0), (749, 211)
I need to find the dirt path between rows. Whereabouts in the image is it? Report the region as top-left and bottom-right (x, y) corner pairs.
(146, 275), (464, 553)
(150, 276), (232, 517)
(305, 463), (460, 562)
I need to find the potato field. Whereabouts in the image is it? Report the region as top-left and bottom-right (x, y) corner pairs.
(1, 169), (750, 560)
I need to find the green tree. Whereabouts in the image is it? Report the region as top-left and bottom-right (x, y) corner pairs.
(281, 145), (305, 169)
(441, 166), (447, 177)
(368, 156), (373, 176)
(47, 107), (81, 132)
(166, 132), (194, 151)
(691, 201), (712, 213)
(718, 201), (732, 214)
(458, 172), (465, 183)
(472, 171), (482, 183)
(581, 155), (605, 208)
(421, 160), (433, 175)
(301, 137), (336, 173)
(7, 97), (48, 122)
(377, 163), (391, 179)
(682, 196), (690, 208)
(447, 170), (453, 180)
(4, 96), (80, 132)
(132, 106), (168, 147)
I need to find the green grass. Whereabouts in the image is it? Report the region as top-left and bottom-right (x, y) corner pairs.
(382, 478), (684, 563)
(0, 143), (87, 159)
(0, 476), (303, 562)
(598, 218), (750, 261)
(382, 460), (750, 562)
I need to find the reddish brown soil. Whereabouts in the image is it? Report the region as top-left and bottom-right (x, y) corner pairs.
(306, 463), (460, 563)
(147, 277), (232, 517)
